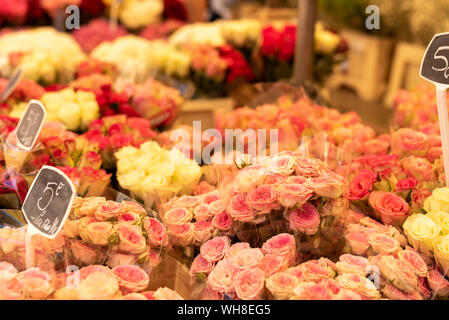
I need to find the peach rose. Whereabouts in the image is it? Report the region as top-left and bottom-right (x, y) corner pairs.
(63, 218), (81, 238)
(78, 216), (99, 242)
(209, 199), (226, 215)
(106, 252), (138, 268)
(288, 203), (320, 235)
(112, 265), (150, 293)
(246, 185), (280, 214)
(368, 233), (401, 255)
(294, 157), (327, 177)
(266, 272), (298, 300)
(85, 221), (114, 246)
(115, 223), (147, 254)
(80, 265), (111, 281)
(121, 293), (147, 300)
(369, 191), (410, 227)
(309, 171), (347, 199)
(400, 156), (436, 181)
(335, 254), (370, 276)
(300, 258), (336, 282)
(391, 128), (428, 157)
(378, 255), (418, 294)
(427, 267), (449, 297)
(79, 272), (119, 300)
(276, 183), (313, 208)
(291, 282), (333, 300)
(225, 242), (251, 259)
(74, 197), (106, 218)
(336, 273), (379, 299)
(397, 248), (428, 277)
(233, 165), (266, 193)
(234, 268), (265, 300)
(267, 155), (295, 176)
(200, 236), (231, 263)
(344, 231), (370, 256)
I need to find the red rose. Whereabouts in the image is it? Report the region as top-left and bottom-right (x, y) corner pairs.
(348, 169), (377, 201)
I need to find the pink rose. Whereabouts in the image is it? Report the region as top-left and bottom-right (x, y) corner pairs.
(233, 248), (264, 270)
(348, 169), (377, 201)
(368, 191), (410, 227)
(173, 195), (200, 208)
(74, 197), (106, 217)
(262, 233), (296, 265)
(397, 248), (428, 277)
(95, 200), (124, 221)
(201, 191), (221, 205)
(115, 223), (147, 254)
(70, 240), (102, 265)
(207, 259), (239, 294)
(382, 283), (422, 300)
(16, 268), (53, 299)
(334, 288), (363, 300)
(391, 128), (428, 157)
(200, 236), (231, 263)
(335, 254), (370, 276)
(395, 177), (418, 192)
(143, 217), (168, 248)
(200, 285), (224, 300)
(428, 146), (442, 163)
(266, 272), (298, 300)
(378, 255), (418, 293)
(411, 188), (432, 208)
(344, 231), (370, 256)
(259, 254), (288, 276)
(234, 268), (265, 300)
(163, 207), (193, 225)
(336, 273), (379, 299)
(209, 199), (226, 215)
(169, 223), (194, 246)
(400, 156), (436, 181)
(288, 203), (320, 235)
(112, 265), (150, 293)
(275, 183), (313, 208)
(227, 194), (254, 222)
(154, 287), (184, 300)
(309, 171), (347, 199)
(212, 211), (232, 231)
(191, 254), (215, 275)
(267, 155), (295, 176)
(117, 211), (141, 224)
(193, 204), (213, 221)
(364, 138), (389, 155)
(427, 267), (449, 297)
(78, 216), (99, 242)
(294, 157), (327, 177)
(193, 221), (214, 244)
(225, 242), (251, 259)
(121, 201), (148, 216)
(246, 185), (280, 214)
(121, 293), (147, 300)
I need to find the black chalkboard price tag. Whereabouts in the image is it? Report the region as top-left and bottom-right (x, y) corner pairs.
(0, 68), (23, 103)
(15, 100), (46, 151)
(22, 166), (75, 239)
(421, 32), (449, 186)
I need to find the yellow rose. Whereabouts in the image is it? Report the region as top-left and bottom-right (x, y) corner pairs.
(403, 214), (441, 256)
(79, 272), (120, 300)
(86, 222), (114, 246)
(433, 235), (449, 274)
(427, 211), (449, 235)
(424, 187), (449, 213)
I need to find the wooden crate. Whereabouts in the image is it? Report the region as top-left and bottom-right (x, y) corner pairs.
(326, 29), (395, 102)
(174, 98), (234, 130)
(384, 42), (426, 107)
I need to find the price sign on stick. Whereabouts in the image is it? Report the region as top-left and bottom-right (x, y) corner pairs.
(0, 68), (23, 103)
(15, 100), (46, 151)
(421, 32), (449, 186)
(23, 166), (76, 239)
